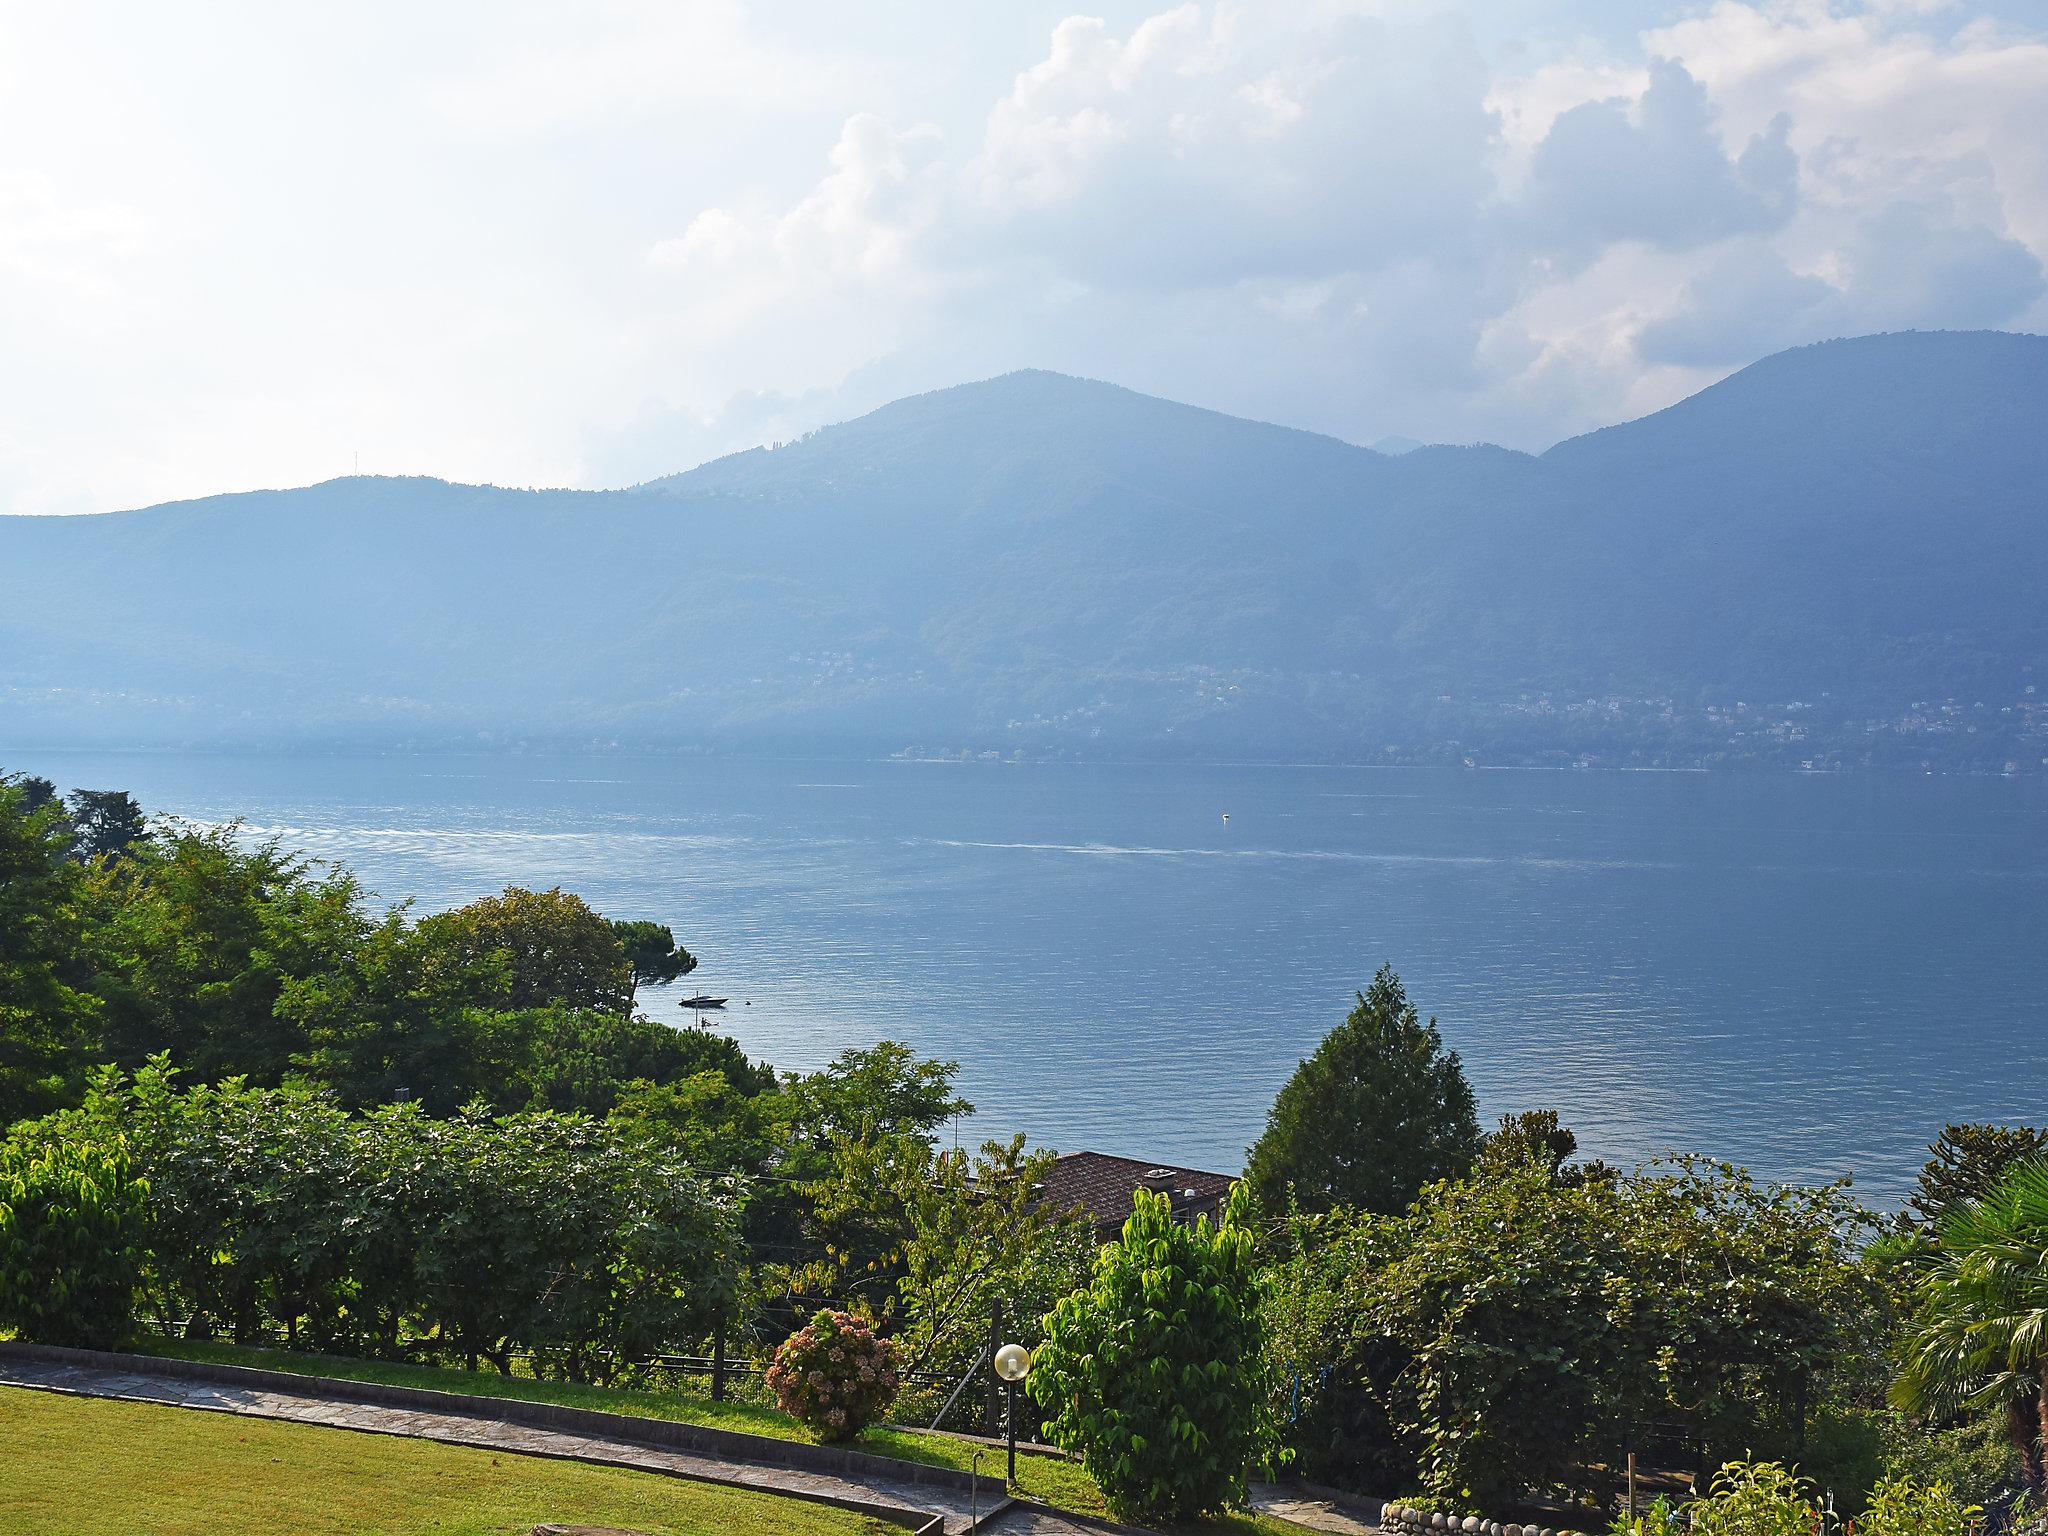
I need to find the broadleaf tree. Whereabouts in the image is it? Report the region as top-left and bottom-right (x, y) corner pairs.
(1028, 1183), (1283, 1523)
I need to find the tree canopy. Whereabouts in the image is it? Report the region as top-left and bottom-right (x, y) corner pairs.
(1894, 1157), (2048, 1495)
(0, 777), (96, 1125)
(1911, 1124), (2048, 1226)
(1244, 965), (1481, 1217)
(422, 886), (635, 1015)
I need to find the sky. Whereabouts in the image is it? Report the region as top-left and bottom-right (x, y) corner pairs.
(1, 0), (2044, 514)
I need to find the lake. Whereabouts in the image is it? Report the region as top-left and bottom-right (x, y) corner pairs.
(21, 749), (2048, 1209)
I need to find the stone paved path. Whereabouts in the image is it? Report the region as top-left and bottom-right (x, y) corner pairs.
(0, 1354), (1092, 1534)
(1251, 1483), (1385, 1534)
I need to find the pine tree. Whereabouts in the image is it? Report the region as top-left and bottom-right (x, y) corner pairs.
(1244, 964), (1480, 1216)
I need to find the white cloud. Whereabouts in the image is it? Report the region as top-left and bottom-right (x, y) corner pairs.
(633, 1), (2044, 457)
(0, 0), (2043, 511)
(1516, 63), (1799, 257)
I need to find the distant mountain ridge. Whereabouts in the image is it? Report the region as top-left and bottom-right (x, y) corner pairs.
(2, 331), (2044, 770)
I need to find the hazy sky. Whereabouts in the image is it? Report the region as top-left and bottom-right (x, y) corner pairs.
(2, 1), (2044, 513)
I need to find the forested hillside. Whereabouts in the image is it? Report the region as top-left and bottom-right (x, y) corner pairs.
(3, 331), (2043, 768)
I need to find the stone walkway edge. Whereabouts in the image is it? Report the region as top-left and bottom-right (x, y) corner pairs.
(0, 1340), (1016, 1534)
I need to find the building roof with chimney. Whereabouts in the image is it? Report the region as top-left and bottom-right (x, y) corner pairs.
(1040, 1151), (1237, 1238)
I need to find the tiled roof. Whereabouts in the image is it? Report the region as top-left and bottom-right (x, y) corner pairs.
(1040, 1151), (1237, 1234)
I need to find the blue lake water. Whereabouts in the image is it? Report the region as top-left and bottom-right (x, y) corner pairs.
(21, 750), (2048, 1210)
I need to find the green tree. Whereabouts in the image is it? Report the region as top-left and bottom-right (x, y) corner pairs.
(75, 1060), (742, 1372)
(1028, 1184), (1283, 1523)
(1608, 1160), (1885, 1483)
(1893, 1157), (2048, 1495)
(0, 1127), (148, 1347)
(509, 1010), (772, 1119)
(1476, 1108), (1584, 1179)
(66, 788), (148, 862)
(1362, 1161), (1619, 1508)
(79, 823), (357, 1084)
(1244, 966), (1480, 1216)
(0, 778), (97, 1126)
(421, 886), (634, 1014)
(1, 771), (63, 818)
(794, 1131), (1090, 1363)
(280, 904), (514, 1113)
(610, 1070), (787, 1177)
(782, 1041), (970, 1157)
(1912, 1124), (2048, 1226)
(610, 919), (698, 1005)
(1306, 1158), (1880, 1509)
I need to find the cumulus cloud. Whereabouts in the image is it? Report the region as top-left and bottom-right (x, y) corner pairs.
(635, 0), (2047, 458)
(2, 0), (2045, 512)
(960, 6), (1499, 287)
(1518, 62), (1798, 257)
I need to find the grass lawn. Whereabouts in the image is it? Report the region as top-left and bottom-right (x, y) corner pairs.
(135, 1339), (1307, 1533)
(0, 1385), (899, 1536)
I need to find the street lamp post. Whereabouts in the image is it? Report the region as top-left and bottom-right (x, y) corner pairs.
(993, 1342), (1032, 1486)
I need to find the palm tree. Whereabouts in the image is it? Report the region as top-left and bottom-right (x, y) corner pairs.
(1892, 1157), (2048, 1493)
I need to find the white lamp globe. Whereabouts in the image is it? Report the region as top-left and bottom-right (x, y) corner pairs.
(993, 1342), (1031, 1382)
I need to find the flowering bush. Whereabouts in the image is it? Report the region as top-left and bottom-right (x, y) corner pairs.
(765, 1309), (901, 1441)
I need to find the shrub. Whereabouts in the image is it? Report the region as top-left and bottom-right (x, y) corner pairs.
(1605, 1492), (1683, 1535)
(765, 1309), (901, 1441)
(1028, 1183), (1284, 1524)
(1686, 1460), (1818, 1536)
(67, 1061), (742, 1370)
(1330, 1157), (1881, 1511)
(1878, 1403), (2019, 1511)
(0, 1130), (147, 1347)
(1858, 1472), (1979, 1536)
(1670, 1461), (1976, 1536)
(1797, 1405), (1886, 1513)
(1261, 1205), (1414, 1494)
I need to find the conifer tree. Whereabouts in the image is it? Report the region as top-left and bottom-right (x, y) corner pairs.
(1244, 964), (1480, 1216)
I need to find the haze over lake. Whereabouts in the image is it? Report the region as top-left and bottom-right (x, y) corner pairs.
(30, 748), (2046, 1210)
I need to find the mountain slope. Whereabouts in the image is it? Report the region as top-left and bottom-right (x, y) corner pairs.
(1, 332), (2042, 767)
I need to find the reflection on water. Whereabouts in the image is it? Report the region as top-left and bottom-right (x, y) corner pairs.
(21, 749), (2048, 1210)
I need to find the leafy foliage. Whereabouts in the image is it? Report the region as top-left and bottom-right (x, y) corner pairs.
(66, 789), (149, 863)
(421, 886), (635, 1015)
(1624, 1461), (1978, 1536)
(1294, 1158), (1884, 1509)
(781, 1042), (970, 1155)
(1476, 1109), (1613, 1185)
(0, 778), (97, 1125)
(765, 1309), (902, 1441)
(1912, 1124), (2048, 1226)
(1857, 1470), (1981, 1536)
(1244, 966), (1481, 1217)
(1, 783), (738, 1140)
(792, 1131), (1092, 1387)
(1893, 1157), (2048, 1493)
(1876, 1401), (2021, 1512)
(79, 821), (358, 1086)
(1029, 1184), (1283, 1524)
(48, 1062), (743, 1378)
(0, 1128), (148, 1347)
(1683, 1460), (1819, 1536)
(611, 919), (698, 1001)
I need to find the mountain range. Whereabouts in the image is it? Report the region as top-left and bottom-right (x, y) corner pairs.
(3, 330), (2044, 770)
